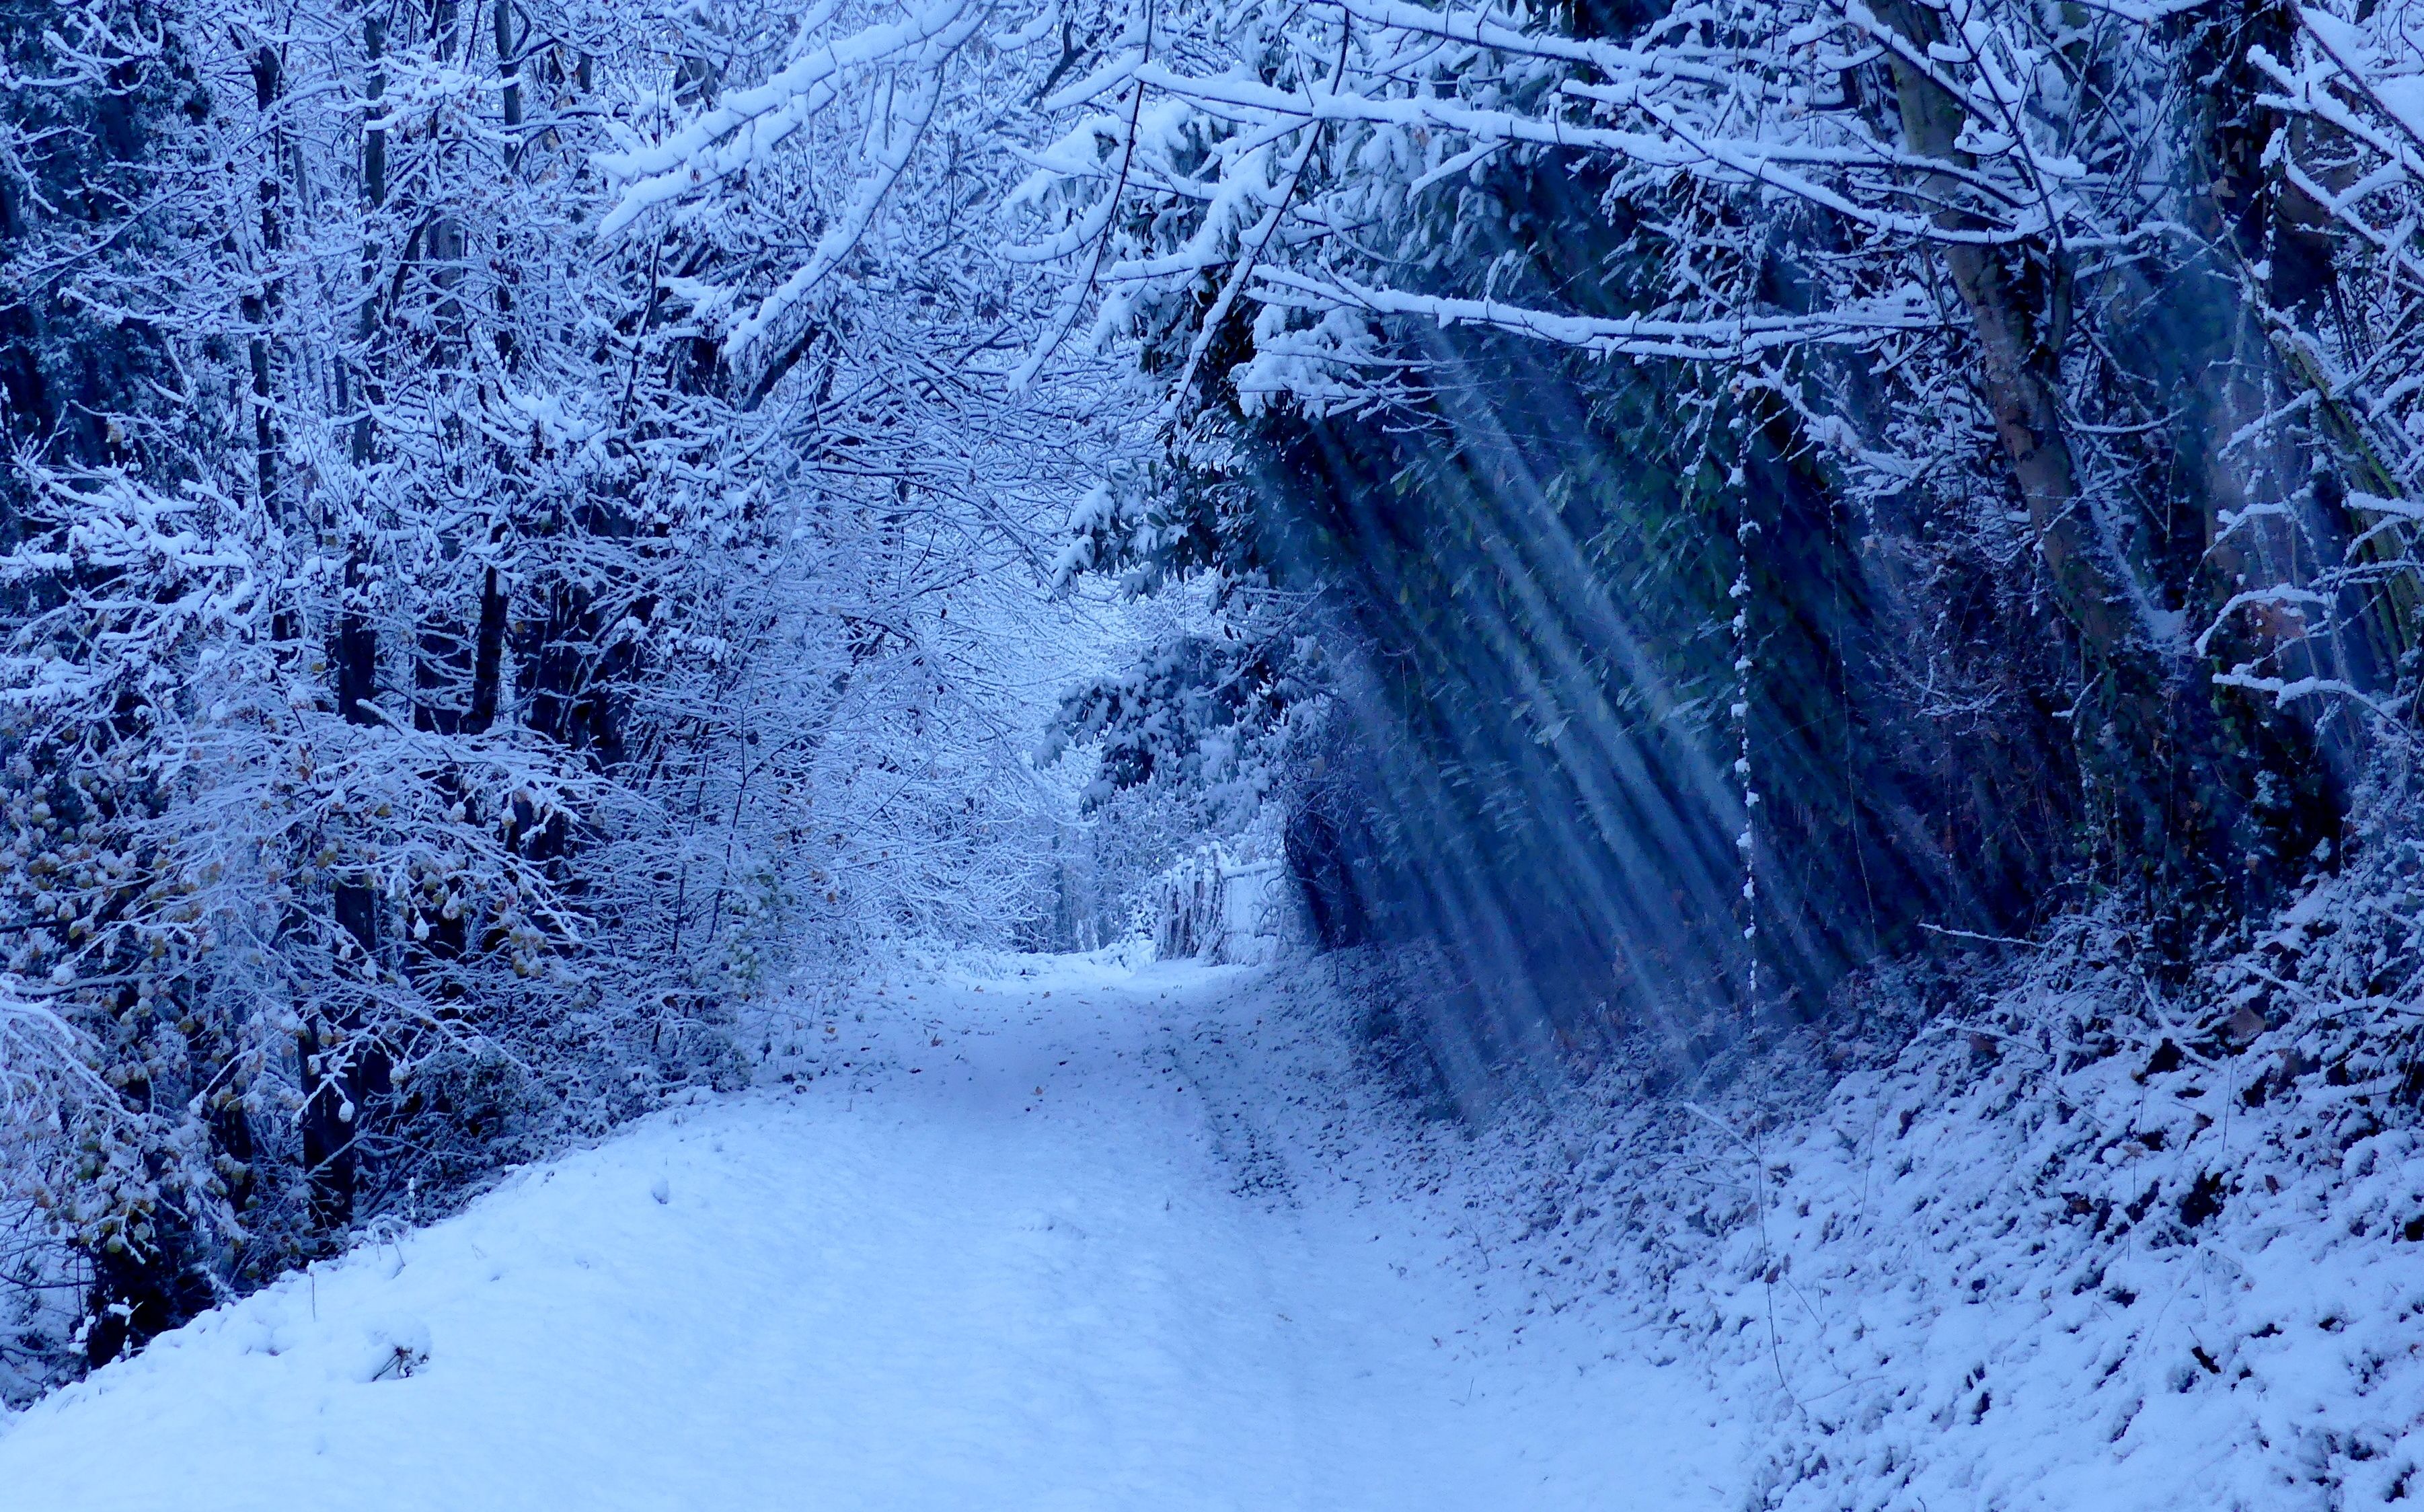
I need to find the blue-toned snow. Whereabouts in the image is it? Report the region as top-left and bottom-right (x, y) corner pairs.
(0, 955), (1737, 1510)
(11, 942), (2420, 1511)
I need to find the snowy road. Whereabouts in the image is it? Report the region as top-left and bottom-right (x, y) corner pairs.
(0, 956), (1741, 1510)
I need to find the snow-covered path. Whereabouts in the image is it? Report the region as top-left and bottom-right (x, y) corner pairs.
(0, 956), (1741, 1510)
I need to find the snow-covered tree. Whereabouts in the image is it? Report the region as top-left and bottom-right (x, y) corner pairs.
(0, 0), (1107, 1389)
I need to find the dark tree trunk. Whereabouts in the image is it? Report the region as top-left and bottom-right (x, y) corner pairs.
(305, 13), (395, 1240)
(495, 0), (522, 130)
(1873, 0), (2355, 924)
(242, 42), (283, 512)
(467, 565), (506, 732)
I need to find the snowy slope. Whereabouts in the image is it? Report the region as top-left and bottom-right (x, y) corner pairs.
(0, 954), (1739, 1511)
(1336, 944), (2424, 1512)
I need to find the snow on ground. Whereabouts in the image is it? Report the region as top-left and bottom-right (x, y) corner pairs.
(1362, 946), (2424, 1512)
(0, 954), (1741, 1511)
(17, 940), (2413, 1511)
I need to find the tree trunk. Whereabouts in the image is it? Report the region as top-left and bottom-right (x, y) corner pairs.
(1870, 0), (2332, 923)
(495, 0), (522, 130)
(243, 42), (282, 518)
(467, 564), (507, 733)
(308, 12), (393, 1239)
(1874, 0), (2133, 656)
